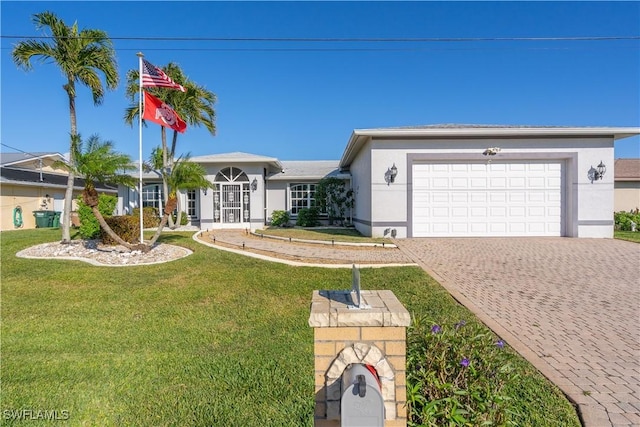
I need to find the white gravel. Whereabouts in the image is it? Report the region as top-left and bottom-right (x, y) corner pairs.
(16, 240), (192, 267)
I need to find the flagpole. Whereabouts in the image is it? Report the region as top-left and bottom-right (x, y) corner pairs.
(137, 52), (144, 244)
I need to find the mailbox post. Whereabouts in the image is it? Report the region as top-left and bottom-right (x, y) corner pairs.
(309, 279), (410, 427)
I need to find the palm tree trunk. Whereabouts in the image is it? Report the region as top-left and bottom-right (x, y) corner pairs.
(147, 195), (177, 246)
(160, 127), (175, 229)
(61, 83), (77, 243)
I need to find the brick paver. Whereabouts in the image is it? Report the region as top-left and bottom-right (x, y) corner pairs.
(395, 237), (640, 427)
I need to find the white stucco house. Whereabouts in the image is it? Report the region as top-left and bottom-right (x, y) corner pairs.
(117, 124), (640, 238)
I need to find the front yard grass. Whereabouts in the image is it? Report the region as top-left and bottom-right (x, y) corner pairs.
(1, 229), (580, 426)
(614, 230), (640, 243)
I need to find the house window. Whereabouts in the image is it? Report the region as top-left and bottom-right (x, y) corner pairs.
(142, 184), (163, 212)
(186, 190), (197, 218)
(290, 183), (317, 215)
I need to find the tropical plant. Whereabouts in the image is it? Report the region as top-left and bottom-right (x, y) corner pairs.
(614, 210), (640, 231)
(296, 207), (320, 227)
(12, 11), (118, 243)
(146, 154), (213, 246)
(76, 194), (118, 239)
(315, 177), (354, 225)
(270, 210), (291, 227)
(124, 62), (216, 228)
(55, 134), (138, 250)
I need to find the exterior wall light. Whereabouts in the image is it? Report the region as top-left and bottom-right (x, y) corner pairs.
(384, 163), (398, 185)
(483, 147), (501, 156)
(251, 177), (258, 191)
(588, 161), (606, 183)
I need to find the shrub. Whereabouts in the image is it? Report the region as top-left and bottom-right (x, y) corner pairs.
(270, 210), (290, 227)
(407, 317), (518, 426)
(76, 194), (118, 239)
(133, 207), (160, 228)
(296, 207), (320, 227)
(101, 216), (140, 245)
(172, 211), (189, 226)
(614, 211), (640, 231)
(315, 177), (354, 225)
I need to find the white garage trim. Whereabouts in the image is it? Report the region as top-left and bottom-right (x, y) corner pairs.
(411, 160), (564, 237)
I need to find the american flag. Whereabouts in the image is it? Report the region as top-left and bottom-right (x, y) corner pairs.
(141, 59), (186, 92)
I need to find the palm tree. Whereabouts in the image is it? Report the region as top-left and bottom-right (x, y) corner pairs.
(124, 62), (216, 228)
(146, 154), (213, 246)
(12, 11), (118, 243)
(55, 134), (140, 250)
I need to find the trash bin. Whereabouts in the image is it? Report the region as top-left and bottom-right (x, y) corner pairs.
(33, 210), (51, 228)
(52, 211), (62, 228)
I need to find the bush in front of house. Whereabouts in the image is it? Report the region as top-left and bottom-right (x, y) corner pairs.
(101, 215), (140, 245)
(407, 317), (518, 426)
(77, 194), (118, 239)
(133, 207), (160, 228)
(614, 211), (640, 231)
(296, 207), (320, 227)
(270, 210), (290, 227)
(172, 211), (189, 226)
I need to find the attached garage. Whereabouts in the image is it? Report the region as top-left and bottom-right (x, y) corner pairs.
(340, 125), (640, 239)
(412, 161), (563, 237)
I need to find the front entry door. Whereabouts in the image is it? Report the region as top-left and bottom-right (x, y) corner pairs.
(212, 167), (251, 228)
(221, 184), (241, 224)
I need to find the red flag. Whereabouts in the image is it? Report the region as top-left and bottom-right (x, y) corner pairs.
(141, 59), (186, 92)
(143, 91), (187, 133)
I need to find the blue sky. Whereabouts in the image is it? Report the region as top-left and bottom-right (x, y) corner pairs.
(1, 1), (639, 163)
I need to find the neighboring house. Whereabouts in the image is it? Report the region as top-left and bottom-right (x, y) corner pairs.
(118, 124), (640, 239)
(0, 152), (117, 230)
(614, 158), (640, 212)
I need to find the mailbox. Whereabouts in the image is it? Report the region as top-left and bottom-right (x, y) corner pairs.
(341, 363), (384, 427)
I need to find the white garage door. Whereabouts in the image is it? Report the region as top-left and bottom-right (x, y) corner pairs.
(412, 161), (563, 237)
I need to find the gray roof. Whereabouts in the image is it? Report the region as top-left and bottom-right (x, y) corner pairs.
(191, 151), (281, 164)
(0, 166), (117, 192)
(0, 152), (67, 167)
(340, 124), (640, 168)
(268, 160), (348, 181)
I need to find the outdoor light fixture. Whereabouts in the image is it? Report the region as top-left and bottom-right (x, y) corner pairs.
(251, 177), (258, 192)
(203, 188), (208, 196)
(588, 161), (606, 183)
(483, 147), (501, 156)
(384, 163), (398, 185)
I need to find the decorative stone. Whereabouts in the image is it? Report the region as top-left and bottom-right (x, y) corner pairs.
(308, 290), (410, 328)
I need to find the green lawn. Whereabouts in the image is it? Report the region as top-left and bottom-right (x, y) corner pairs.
(615, 230), (640, 243)
(255, 226), (392, 244)
(1, 229), (579, 426)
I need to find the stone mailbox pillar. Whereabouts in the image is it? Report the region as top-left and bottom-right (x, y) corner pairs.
(309, 289), (411, 427)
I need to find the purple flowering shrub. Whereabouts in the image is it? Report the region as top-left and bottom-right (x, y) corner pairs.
(406, 317), (518, 426)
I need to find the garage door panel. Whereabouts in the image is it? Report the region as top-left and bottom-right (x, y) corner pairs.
(413, 161), (562, 237)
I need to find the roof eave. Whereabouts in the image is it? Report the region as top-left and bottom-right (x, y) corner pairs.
(339, 127), (640, 168)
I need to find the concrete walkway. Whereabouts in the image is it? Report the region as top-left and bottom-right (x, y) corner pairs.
(395, 237), (640, 427)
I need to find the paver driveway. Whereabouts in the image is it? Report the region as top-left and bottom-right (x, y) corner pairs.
(396, 237), (640, 427)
